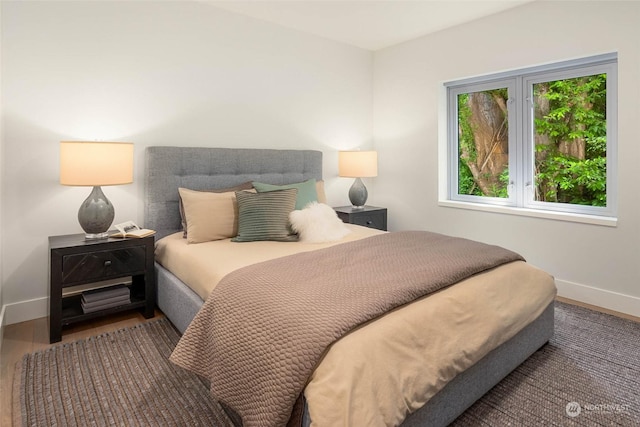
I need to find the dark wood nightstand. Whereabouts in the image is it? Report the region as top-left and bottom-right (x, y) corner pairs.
(48, 233), (156, 343)
(334, 206), (387, 231)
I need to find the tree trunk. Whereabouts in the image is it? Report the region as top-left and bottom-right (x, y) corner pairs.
(464, 91), (509, 196)
(534, 83), (553, 201)
(559, 78), (589, 160)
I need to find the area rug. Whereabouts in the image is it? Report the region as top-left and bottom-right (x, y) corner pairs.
(452, 302), (639, 426)
(15, 302), (640, 426)
(14, 319), (234, 427)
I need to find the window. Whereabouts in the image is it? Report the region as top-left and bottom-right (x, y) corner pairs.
(446, 54), (617, 220)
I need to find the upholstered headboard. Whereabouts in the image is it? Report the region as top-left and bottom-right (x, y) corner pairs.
(144, 146), (323, 239)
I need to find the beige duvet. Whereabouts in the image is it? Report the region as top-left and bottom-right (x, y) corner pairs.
(156, 225), (557, 426)
(155, 224), (386, 301)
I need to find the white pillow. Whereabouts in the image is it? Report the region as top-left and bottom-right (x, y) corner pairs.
(289, 202), (352, 243)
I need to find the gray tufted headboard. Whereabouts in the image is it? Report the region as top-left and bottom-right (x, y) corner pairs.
(144, 146), (323, 239)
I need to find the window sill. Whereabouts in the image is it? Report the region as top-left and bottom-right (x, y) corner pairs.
(438, 200), (617, 227)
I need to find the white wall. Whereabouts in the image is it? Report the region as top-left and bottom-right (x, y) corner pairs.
(1, 1), (373, 323)
(0, 1), (4, 342)
(373, 1), (640, 316)
(5, 1), (637, 325)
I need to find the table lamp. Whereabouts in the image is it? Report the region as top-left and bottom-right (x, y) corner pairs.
(60, 141), (134, 239)
(338, 150), (378, 209)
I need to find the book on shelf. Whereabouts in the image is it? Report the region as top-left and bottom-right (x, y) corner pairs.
(81, 284), (130, 303)
(81, 293), (130, 308)
(82, 296), (131, 314)
(111, 220), (155, 238)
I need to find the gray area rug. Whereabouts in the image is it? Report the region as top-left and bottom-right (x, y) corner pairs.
(14, 320), (233, 427)
(15, 302), (640, 426)
(452, 302), (639, 426)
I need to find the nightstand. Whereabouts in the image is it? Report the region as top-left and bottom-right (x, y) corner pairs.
(48, 233), (156, 343)
(334, 206), (387, 231)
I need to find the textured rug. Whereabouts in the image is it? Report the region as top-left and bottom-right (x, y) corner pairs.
(14, 302), (640, 426)
(14, 320), (234, 427)
(452, 302), (639, 426)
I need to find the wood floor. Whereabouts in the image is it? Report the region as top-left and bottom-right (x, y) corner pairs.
(1, 299), (638, 427)
(0, 309), (163, 427)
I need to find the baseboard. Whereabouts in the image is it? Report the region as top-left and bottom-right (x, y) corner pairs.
(555, 278), (640, 318)
(3, 296), (47, 326)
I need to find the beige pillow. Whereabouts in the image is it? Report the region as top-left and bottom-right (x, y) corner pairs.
(179, 188), (240, 244)
(179, 181), (253, 238)
(316, 180), (327, 204)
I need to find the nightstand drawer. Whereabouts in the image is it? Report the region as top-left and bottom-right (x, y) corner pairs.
(350, 212), (385, 230)
(61, 246), (146, 285)
(334, 206), (387, 231)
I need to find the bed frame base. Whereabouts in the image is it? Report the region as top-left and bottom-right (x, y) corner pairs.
(156, 262), (204, 334)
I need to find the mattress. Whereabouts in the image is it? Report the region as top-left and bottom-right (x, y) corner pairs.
(157, 226), (556, 426)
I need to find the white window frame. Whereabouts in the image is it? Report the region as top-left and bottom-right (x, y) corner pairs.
(443, 53), (618, 224)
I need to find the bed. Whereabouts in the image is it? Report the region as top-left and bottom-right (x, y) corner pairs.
(144, 146), (556, 427)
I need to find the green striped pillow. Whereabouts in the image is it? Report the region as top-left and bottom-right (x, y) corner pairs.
(232, 188), (299, 242)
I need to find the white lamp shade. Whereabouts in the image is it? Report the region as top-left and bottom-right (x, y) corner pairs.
(338, 151), (378, 178)
(60, 141), (134, 186)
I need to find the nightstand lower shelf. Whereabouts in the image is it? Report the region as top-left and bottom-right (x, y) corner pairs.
(61, 294), (149, 326)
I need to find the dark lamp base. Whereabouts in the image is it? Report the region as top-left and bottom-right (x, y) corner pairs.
(348, 177), (368, 208)
(78, 186), (115, 239)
